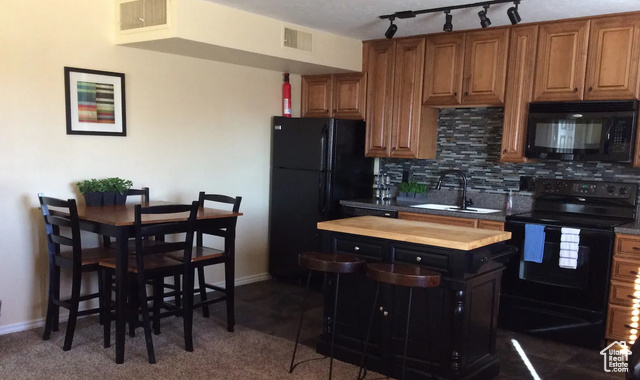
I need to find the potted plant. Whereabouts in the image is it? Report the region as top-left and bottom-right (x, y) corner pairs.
(77, 178), (103, 206)
(101, 177), (133, 206)
(398, 182), (428, 199)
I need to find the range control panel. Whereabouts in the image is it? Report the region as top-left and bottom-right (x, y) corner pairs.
(535, 178), (638, 201)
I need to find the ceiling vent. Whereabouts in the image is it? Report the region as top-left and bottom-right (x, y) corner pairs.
(283, 27), (312, 53)
(119, 0), (167, 31)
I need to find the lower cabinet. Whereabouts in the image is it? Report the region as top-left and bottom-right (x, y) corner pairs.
(398, 211), (505, 231)
(606, 233), (640, 343)
(319, 231), (507, 379)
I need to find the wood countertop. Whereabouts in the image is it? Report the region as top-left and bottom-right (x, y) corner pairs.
(317, 216), (511, 251)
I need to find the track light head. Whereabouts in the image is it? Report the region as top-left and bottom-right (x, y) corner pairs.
(507, 1), (521, 25)
(478, 5), (491, 28)
(385, 18), (397, 39)
(443, 11), (453, 32)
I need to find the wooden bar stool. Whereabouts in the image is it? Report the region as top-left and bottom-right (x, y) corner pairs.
(358, 263), (441, 380)
(290, 251), (365, 380)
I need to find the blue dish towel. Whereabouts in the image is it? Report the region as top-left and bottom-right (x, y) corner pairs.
(524, 224), (546, 263)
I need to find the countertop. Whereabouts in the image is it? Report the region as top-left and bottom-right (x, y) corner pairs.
(341, 197), (640, 236)
(317, 216), (512, 251)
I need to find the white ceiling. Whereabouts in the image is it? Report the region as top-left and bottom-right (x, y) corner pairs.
(204, 0), (640, 41)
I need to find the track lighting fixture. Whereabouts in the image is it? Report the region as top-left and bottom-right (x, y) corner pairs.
(507, 0), (521, 25)
(379, 0), (525, 37)
(385, 17), (397, 39)
(478, 5), (491, 28)
(443, 11), (453, 32)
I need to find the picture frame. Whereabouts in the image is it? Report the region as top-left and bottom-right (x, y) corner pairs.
(64, 67), (126, 136)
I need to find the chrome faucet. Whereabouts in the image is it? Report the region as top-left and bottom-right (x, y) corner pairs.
(436, 170), (473, 210)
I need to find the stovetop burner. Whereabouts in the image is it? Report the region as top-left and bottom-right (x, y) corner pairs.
(507, 211), (632, 230)
(506, 178), (638, 230)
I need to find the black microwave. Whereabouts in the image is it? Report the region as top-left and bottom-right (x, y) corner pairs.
(525, 100), (638, 162)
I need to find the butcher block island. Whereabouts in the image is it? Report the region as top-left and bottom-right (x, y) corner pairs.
(315, 216), (515, 380)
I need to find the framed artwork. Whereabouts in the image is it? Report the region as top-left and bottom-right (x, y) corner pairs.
(64, 67), (126, 136)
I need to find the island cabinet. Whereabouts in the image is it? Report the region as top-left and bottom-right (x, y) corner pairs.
(422, 28), (509, 107)
(533, 15), (640, 102)
(301, 73), (367, 119)
(363, 37), (436, 159)
(315, 216), (514, 380)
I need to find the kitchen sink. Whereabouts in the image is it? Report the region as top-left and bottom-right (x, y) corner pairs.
(409, 203), (501, 214)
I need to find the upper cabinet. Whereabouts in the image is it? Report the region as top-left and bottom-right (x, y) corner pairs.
(501, 25), (539, 163)
(423, 28), (509, 107)
(301, 73), (366, 119)
(585, 15), (640, 100)
(364, 37), (436, 159)
(533, 20), (590, 101)
(533, 15), (640, 102)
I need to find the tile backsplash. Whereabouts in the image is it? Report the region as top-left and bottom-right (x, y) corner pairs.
(380, 107), (640, 194)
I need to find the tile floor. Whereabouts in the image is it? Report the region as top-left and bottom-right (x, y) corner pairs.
(210, 278), (623, 380)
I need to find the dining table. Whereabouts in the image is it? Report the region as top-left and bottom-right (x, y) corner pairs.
(54, 201), (242, 364)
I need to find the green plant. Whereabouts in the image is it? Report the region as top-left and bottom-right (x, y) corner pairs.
(399, 181), (428, 194)
(76, 177), (132, 194)
(76, 179), (101, 194)
(102, 177), (133, 194)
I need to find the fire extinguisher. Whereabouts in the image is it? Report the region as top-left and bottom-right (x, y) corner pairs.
(282, 73), (292, 118)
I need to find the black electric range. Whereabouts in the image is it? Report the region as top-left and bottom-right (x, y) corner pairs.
(500, 178), (638, 349)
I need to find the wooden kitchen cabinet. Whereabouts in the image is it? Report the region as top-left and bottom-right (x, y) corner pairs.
(364, 37), (435, 159)
(606, 233), (640, 342)
(501, 25), (538, 163)
(422, 33), (465, 106)
(533, 19), (590, 101)
(398, 211), (504, 231)
(422, 28), (509, 107)
(301, 73), (366, 119)
(585, 15), (640, 100)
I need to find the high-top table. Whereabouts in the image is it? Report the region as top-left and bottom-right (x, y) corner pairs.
(54, 201), (242, 363)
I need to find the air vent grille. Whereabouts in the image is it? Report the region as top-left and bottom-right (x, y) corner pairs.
(283, 27), (312, 52)
(120, 0), (167, 31)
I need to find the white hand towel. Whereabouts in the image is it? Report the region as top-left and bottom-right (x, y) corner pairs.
(559, 257), (577, 269)
(560, 234), (580, 243)
(559, 249), (578, 259)
(560, 241), (579, 251)
(561, 227), (581, 235)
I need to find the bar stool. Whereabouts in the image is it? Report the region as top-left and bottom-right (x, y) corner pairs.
(358, 263), (441, 380)
(289, 251), (365, 380)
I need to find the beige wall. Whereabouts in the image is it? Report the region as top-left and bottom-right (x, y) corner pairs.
(0, 0), (307, 331)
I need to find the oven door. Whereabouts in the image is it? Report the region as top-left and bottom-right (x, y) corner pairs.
(502, 221), (614, 313)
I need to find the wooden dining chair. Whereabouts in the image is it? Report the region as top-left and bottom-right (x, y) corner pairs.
(166, 192), (241, 332)
(99, 202), (199, 364)
(38, 194), (115, 351)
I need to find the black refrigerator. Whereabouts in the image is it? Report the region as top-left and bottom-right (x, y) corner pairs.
(269, 116), (373, 278)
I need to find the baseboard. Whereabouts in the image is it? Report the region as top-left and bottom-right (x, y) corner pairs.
(0, 272), (272, 336)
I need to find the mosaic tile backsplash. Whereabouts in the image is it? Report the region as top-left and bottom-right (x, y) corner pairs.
(380, 107), (640, 194)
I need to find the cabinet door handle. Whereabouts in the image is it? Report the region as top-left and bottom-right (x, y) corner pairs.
(464, 92), (469, 96)
(573, 87), (578, 93)
(416, 257), (422, 262)
(631, 270), (638, 275)
(354, 246), (360, 251)
(503, 149), (507, 154)
(384, 212), (391, 217)
(632, 246), (640, 250)
(383, 311), (389, 317)
(453, 92), (457, 97)
(379, 306), (384, 312)
(588, 87), (593, 92)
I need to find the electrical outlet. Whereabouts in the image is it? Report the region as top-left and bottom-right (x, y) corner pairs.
(519, 176), (535, 192)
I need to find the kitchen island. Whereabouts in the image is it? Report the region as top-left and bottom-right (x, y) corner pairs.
(315, 216), (514, 380)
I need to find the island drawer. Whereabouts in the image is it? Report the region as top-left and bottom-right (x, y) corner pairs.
(332, 234), (386, 260)
(391, 243), (449, 271)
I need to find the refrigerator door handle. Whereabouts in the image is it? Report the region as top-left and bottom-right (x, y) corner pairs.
(318, 172), (327, 216)
(320, 124), (329, 171)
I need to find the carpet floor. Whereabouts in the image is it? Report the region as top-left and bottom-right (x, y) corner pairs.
(0, 315), (383, 380)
